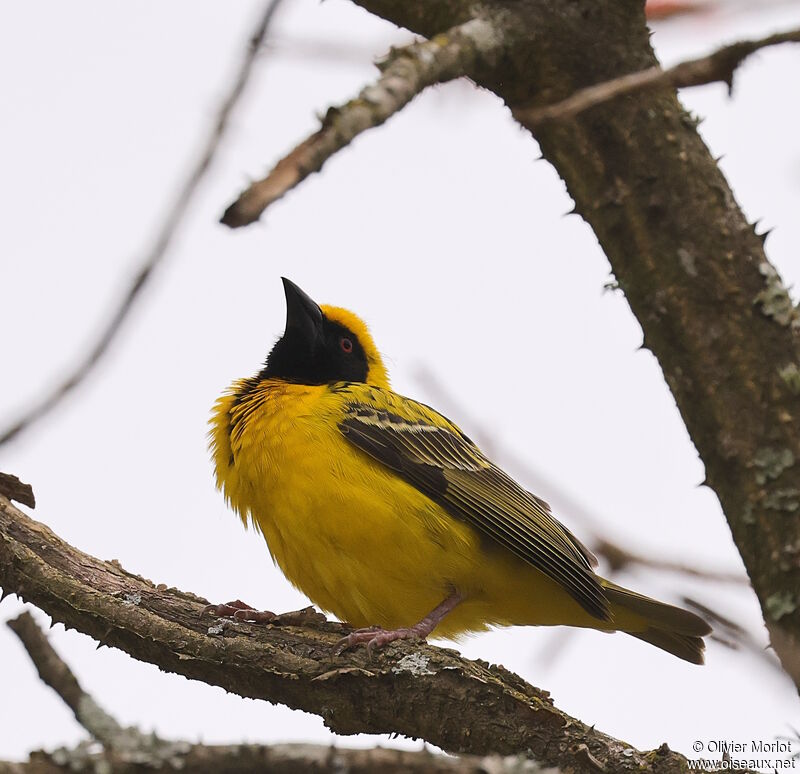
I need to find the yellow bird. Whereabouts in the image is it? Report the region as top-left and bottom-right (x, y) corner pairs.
(209, 278), (711, 662)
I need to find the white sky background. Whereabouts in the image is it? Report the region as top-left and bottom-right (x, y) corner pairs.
(1, 0), (799, 763)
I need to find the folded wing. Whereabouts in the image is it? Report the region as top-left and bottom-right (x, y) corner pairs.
(339, 401), (610, 621)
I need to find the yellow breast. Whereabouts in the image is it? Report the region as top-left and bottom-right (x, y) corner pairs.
(211, 379), (475, 630)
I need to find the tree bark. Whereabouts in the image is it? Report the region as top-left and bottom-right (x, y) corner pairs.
(1, 495), (716, 774)
(343, 0), (800, 690)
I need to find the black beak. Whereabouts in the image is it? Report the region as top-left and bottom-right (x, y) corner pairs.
(282, 277), (324, 346)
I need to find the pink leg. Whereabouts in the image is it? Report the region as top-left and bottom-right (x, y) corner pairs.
(335, 590), (463, 656)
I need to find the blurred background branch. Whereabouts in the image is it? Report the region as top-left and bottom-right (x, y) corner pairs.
(221, 18), (501, 227)
(520, 27), (800, 124)
(0, 0), (286, 449)
(5, 611), (564, 774)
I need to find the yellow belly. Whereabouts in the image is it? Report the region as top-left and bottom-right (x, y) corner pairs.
(209, 379), (612, 638)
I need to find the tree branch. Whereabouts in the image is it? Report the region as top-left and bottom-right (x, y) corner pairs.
(0, 495), (715, 774)
(0, 0), (285, 449)
(340, 0), (800, 693)
(520, 28), (800, 124)
(0, 745), (560, 774)
(7, 612), (145, 753)
(2, 611), (564, 773)
(220, 18), (501, 227)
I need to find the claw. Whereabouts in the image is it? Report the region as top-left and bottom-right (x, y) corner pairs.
(333, 590), (463, 656)
(334, 626), (424, 656)
(201, 599), (257, 618)
(202, 600), (324, 627)
(232, 608), (278, 623)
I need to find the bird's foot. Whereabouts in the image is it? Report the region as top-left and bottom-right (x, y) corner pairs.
(334, 591), (464, 656)
(202, 600), (325, 626)
(334, 624), (427, 656)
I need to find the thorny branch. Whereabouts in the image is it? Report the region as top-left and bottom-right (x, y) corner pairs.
(333, 0), (800, 689)
(0, 493), (719, 774)
(520, 27), (800, 124)
(0, 0), (286, 449)
(3, 611), (556, 774)
(220, 18), (501, 227)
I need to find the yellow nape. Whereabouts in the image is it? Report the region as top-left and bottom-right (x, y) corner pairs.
(320, 304), (390, 388)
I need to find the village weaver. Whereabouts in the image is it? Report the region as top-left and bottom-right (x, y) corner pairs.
(208, 278), (711, 662)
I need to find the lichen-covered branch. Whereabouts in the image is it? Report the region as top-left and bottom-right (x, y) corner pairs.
(0, 744), (559, 774)
(220, 18), (502, 227)
(4, 612), (560, 773)
(0, 496), (711, 774)
(520, 27), (800, 124)
(341, 0), (800, 693)
(7, 612), (150, 754)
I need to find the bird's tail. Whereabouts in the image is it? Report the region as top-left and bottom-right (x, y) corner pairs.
(601, 580), (712, 665)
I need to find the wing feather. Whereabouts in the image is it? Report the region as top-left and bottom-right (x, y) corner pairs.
(339, 401), (610, 621)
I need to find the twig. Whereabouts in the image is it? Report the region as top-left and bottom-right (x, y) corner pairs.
(520, 27), (800, 124)
(682, 597), (784, 672)
(7, 612), (131, 751)
(0, 472), (35, 508)
(0, 494), (713, 774)
(220, 18), (501, 227)
(2, 611), (561, 773)
(0, 0), (286, 448)
(594, 537), (747, 585)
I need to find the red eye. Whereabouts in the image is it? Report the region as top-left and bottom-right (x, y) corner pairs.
(340, 337), (353, 353)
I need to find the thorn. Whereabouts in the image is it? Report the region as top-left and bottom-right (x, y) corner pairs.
(714, 154), (725, 164)
(0, 588), (11, 603)
(723, 71), (735, 96)
(758, 228), (773, 246)
(96, 627), (114, 649)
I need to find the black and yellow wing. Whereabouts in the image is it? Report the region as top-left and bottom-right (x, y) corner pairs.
(338, 398), (611, 621)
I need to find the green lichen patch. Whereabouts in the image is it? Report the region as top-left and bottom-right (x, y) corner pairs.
(753, 447), (796, 485)
(763, 488), (800, 512)
(765, 591), (797, 622)
(779, 363), (800, 395)
(754, 262), (800, 330)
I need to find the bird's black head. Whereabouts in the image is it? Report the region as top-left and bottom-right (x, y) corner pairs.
(260, 278), (371, 385)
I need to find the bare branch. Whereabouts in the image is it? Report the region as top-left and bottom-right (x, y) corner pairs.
(7, 612), (134, 751)
(594, 538), (747, 586)
(220, 18), (501, 228)
(520, 27), (800, 124)
(0, 0), (286, 449)
(0, 743), (560, 774)
(0, 494), (714, 774)
(2, 612), (563, 773)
